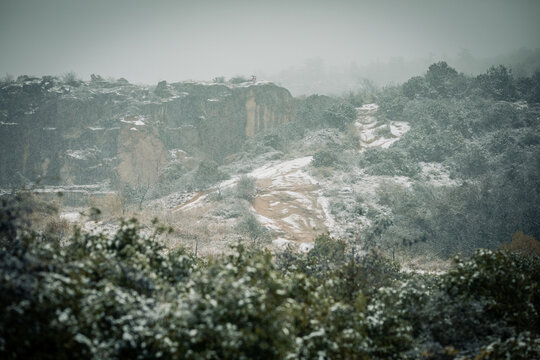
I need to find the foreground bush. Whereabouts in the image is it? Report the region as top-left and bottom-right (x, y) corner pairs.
(1, 196), (539, 359)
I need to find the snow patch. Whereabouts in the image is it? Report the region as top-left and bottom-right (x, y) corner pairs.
(282, 214), (306, 231)
(120, 116), (145, 126)
(359, 103), (379, 111)
(255, 213), (282, 232)
(273, 237), (292, 248)
(299, 243), (314, 252)
(355, 106), (409, 150)
(60, 212), (81, 221)
(66, 149), (89, 160)
(247, 156), (313, 180)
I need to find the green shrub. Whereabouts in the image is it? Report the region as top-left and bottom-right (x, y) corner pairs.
(2, 193), (539, 359)
(311, 149), (339, 168)
(443, 249), (540, 332)
(324, 102), (357, 130)
(359, 147), (420, 177)
(234, 175), (257, 202)
(295, 94), (335, 129)
(61, 71), (81, 86)
(194, 160), (228, 188)
(235, 212), (270, 244)
(474, 332), (540, 360)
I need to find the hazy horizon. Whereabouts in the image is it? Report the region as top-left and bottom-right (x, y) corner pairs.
(2, 0), (540, 85)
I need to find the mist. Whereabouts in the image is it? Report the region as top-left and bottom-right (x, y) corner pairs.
(2, 0), (540, 90)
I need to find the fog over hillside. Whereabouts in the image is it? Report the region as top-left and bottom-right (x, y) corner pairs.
(266, 48), (540, 95)
(1, 0), (540, 87)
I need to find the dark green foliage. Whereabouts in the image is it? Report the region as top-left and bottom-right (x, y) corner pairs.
(154, 80), (171, 97)
(402, 76), (429, 99)
(306, 234), (347, 275)
(160, 162), (184, 181)
(516, 70), (540, 103)
(262, 133), (283, 150)
(235, 212), (270, 244)
(476, 65), (516, 101)
(194, 159), (228, 189)
(294, 95), (357, 132)
(234, 175), (257, 202)
(378, 86), (409, 119)
(323, 102), (357, 130)
(444, 249), (540, 332)
(370, 63), (540, 255)
(424, 61), (464, 98)
(474, 332), (540, 360)
(90, 74), (105, 83)
(61, 71), (81, 86)
(2, 196), (540, 359)
(295, 94), (335, 129)
(401, 250), (540, 358)
(359, 147), (421, 176)
(311, 149), (339, 168)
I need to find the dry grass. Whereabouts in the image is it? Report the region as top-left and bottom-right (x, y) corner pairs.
(395, 250), (452, 275)
(499, 231), (540, 256)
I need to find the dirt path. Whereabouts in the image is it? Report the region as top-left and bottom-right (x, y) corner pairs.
(250, 162), (327, 244)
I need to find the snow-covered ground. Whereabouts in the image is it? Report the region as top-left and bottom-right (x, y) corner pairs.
(172, 103), (451, 248)
(355, 104), (410, 150)
(174, 155), (328, 245)
(51, 102), (456, 254)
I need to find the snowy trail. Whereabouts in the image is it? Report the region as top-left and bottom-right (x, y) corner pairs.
(355, 104), (410, 150)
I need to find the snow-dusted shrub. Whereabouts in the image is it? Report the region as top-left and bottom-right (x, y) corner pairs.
(443, 249), (540, 332)
(311, 149), (339, 168)
(235, 212), (271, 244)
(194, 160), (228, 189)
(2, 194), (539, 359)
(359, 147), (420, 177)
(324, 102), (357, 130)
(234, 175), (256, 202)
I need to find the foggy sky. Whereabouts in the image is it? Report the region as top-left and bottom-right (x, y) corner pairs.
(1, 0), (540, 84)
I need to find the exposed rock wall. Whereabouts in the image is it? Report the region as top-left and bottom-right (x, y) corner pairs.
(117, 124), (167, 185)
(0, 77), (295, 188)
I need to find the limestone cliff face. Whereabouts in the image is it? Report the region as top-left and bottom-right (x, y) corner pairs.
(117, 122), (167, 185)
(0, 77), (295, 188)
(244, 86), (295, 137)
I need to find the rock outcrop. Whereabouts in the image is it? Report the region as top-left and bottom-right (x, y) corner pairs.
(0, 76), (295, 188)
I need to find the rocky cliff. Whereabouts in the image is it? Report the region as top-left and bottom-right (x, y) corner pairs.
(0, 76), (295, 188)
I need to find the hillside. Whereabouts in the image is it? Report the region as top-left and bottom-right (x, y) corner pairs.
(1, 64), (539, 258)
(2, 63), (540, 359)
